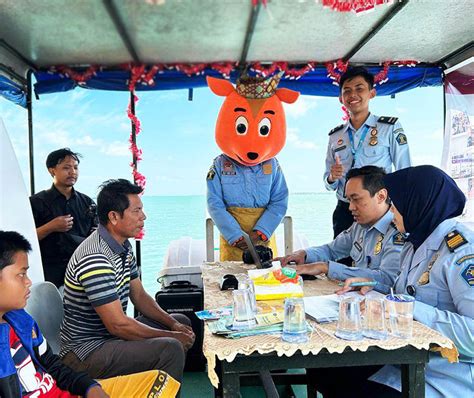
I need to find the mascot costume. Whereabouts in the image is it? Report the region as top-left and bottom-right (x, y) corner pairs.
(206, 73), (299, 261)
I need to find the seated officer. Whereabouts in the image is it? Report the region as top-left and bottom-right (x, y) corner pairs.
(316, 166), (473, 397)
(277, 166), (405, 289)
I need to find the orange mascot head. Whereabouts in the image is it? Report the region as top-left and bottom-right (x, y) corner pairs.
(207, 73), (299, 167)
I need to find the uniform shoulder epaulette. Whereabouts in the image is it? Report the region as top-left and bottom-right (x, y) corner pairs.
(378, 116), (398, 125)
(444, 230), (468, 252)
(329, 124), (344, 136)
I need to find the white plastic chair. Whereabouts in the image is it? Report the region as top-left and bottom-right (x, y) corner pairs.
(25, 281), (63, 354)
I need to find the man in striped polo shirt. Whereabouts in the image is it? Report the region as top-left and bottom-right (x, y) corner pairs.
(60, 179), (195, 386)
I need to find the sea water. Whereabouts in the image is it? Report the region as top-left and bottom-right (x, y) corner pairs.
(139, 193), (336, 296)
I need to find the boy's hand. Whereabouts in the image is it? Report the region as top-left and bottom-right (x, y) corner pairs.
(86, 385), (110, 398)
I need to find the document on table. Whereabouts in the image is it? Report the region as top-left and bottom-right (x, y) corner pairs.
(304, 291), (385, 323)
(303, 295), (340, 323)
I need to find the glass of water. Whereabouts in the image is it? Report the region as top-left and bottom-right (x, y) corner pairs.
(363, 297), (388, 340)
(230, 289), (256, 330)
(335, 296), (363, 341)
(282, 297), (308, 343)
(385, 294), (415, 339)
(237, 276), (258, 314)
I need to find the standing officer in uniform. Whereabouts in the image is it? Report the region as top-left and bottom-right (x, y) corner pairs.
(324, 66), (411, 241)
(320, 166), (473, 398)
(30, 148), (97, 287)
(277, 166), (404, 289)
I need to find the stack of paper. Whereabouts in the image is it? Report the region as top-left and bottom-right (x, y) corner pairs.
(303, 295), (340, 323)
(303, 291), (385, 323)
(207, 316), (312, 339)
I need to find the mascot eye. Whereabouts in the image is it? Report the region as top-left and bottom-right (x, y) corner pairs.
(235, 116), (248, 135)
(258, 118), (271, 137)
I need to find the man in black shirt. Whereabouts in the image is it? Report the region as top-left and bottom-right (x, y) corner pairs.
(30, 148), (97, 287)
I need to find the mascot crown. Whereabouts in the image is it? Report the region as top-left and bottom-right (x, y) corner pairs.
(236, 71), (284, 99)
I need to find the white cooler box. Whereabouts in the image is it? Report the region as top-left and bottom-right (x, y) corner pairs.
(158, 237), (206, 289)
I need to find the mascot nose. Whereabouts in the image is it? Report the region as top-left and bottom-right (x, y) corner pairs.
(247, 152), (259, 160)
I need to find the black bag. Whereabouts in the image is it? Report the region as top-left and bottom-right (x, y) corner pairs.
(155, 280), (206, 371)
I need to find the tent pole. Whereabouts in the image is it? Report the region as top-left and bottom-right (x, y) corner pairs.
(27, 70), (35, 194)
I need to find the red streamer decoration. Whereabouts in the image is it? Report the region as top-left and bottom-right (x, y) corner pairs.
(127, 93), (146, 239)
(341, 105), (350, 122)
(322, 0), (391, 14)
(55, 65), (98, 83)
(325, 60), (349, 84)
(211, 62), (237, 79)
(374, 61), (391, 85)
(251, 0), (268, 7)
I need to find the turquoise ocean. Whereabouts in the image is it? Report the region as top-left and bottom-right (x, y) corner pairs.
(139, 193), (337, 295)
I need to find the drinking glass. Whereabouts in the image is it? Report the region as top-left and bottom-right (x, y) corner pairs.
(363, 297), (388, 340)
(335, 296), (363, 341)
(230, 289), (256, 330)
(282, 297), (308, 343)
(385, 294), (415, 339)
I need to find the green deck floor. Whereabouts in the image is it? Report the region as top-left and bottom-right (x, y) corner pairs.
(181, 369), (320, 397)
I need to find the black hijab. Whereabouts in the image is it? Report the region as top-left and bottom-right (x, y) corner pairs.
(383, 165), (466, 250)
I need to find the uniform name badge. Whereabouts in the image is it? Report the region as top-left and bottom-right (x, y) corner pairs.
(222, 160), (236, 175)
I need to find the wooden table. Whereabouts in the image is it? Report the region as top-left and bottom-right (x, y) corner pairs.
(201, 262), (454, 398)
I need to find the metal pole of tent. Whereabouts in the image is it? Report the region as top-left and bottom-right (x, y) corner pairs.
(442, 72), (447, 139)
(129, 90), (142, 273)
(27, 70), (35, 194)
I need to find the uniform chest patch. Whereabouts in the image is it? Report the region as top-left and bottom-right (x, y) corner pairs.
(444, 230), (468, 252)
(222, 161), (236, 176)
(461, 264), (474, 287)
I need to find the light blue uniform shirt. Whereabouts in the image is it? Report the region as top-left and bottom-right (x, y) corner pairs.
(207, 154), (288, 245)
(324, 114), (411, 202)
(370, 219), (474, 397)
(304, 210), (404, 288)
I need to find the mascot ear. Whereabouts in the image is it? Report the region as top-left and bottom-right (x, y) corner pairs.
(207, 76), (235, 97)
(276, 88), (300, 104)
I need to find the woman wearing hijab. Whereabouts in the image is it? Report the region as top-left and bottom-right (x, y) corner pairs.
(311, 165), (474, 397)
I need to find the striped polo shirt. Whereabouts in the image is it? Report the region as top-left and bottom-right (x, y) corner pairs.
(60, 224), (139, 360)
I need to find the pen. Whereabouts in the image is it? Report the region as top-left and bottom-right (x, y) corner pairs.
(338, 281), (378, 287)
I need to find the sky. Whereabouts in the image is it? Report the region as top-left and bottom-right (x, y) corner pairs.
(1, 80), (444, 198)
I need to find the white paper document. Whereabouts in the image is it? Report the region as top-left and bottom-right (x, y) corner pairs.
(304, 291), (385, 323)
